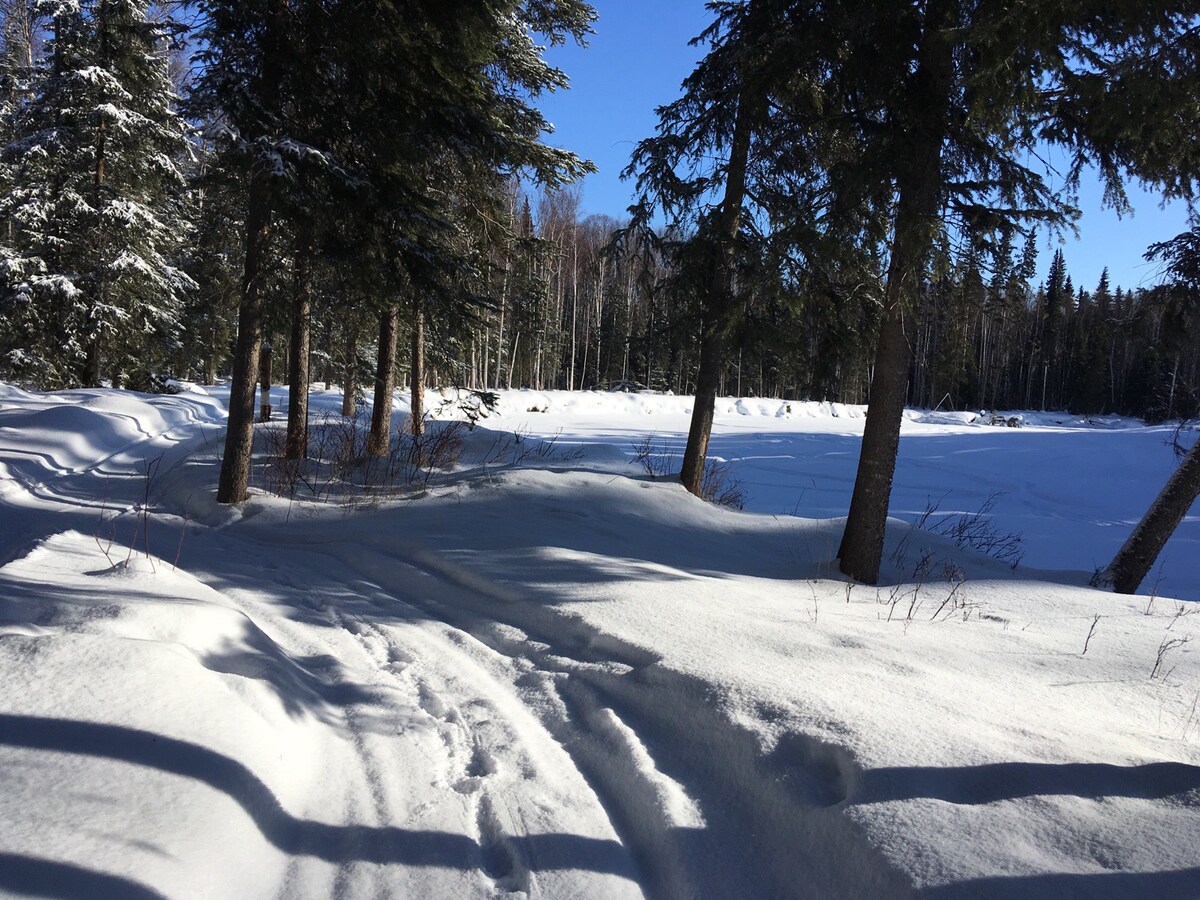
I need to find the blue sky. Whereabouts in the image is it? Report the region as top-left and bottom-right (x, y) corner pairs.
(537, 1), (1193, 293)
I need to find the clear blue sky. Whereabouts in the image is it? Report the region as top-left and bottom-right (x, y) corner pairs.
(537, 1), (1194, 293)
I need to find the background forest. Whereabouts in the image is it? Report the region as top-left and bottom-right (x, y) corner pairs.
(1, 1), (1197, 427)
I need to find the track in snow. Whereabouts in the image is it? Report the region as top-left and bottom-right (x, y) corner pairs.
(180, 516), (912, 900)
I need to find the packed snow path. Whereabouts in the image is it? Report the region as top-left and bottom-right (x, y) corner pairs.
(1, 383), (1198, 899)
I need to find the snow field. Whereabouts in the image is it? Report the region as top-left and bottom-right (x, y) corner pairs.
(0, 382), (1196, 898)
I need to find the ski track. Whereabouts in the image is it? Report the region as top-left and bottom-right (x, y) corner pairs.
(180, 520), (911, 900)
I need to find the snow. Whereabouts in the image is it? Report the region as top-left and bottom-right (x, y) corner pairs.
(0, 382), (1197, 899)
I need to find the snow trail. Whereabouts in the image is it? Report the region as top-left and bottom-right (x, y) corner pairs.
(199, 525), (914, 899)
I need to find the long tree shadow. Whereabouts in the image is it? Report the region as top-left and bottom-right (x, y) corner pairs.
(922, 866), (1200, 900)
(856, 760), (1200, 806)
(0, 854), (168, 900)
(0, 714), (638, 878)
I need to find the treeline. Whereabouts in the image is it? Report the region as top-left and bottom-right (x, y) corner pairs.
(457, 197), (1200, 424)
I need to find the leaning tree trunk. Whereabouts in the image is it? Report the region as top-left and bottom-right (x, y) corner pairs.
(680, 326), (726, 497)
(367, 306), (399, 457)
(1104, 439), (1200, 595)
(410, 292), (425, 438)
(679, 68), (758, 498)
(216, 0), (287, 504)
(284, 227), (314, 460)
(838, 10), (954, 584)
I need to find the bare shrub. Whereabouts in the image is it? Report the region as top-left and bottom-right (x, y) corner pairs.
(702, 459), (746, 510)
(1151, 634), (1191, 681)
(630, 436), (744, 509)
(914, 492), (1025, 569)
(258, 409), (464, 504)
(631, 434), (676, 477)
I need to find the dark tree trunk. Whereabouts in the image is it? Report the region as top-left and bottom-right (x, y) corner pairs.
(84, 8), (108, 391)
(205, 333), (219, 385)
(368, 306), (399, 456)
(259, 340), (273, 422)
(342, 327), (358, 417)
(411, 293), (425, 438)
(285, 228), (314, 460)
(839, 9), (954, 583)
(83, 340), (103, 388)
(1105, 440), (1200, 595)
(679, 60), (758, 497)
(680, 329), (724, 496)
(216, 0), (287, 504)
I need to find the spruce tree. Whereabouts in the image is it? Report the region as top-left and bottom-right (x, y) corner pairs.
(626, 0), (885, 498)
(0, 0), (192, 388)
(835, 0), (1200, 583)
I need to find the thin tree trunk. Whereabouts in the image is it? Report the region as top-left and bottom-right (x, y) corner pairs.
(367, 306), (399, 456)
(508, 332), (520, 388)
(284, 227), (314, 459)
(839, 7), (953, 583)
(259, 340), (273, 422)
(410, 293), (425, 438)
(1105, 439), (1200, 594)
(216, 0), (287, 504)
(342, 327), (358, 417)
(83, 6), (110, 389)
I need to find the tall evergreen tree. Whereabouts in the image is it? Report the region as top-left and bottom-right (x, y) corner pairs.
(835, 0), (1200, 583)
(627, 0), (886, 498)
(0, 0), (192, 388)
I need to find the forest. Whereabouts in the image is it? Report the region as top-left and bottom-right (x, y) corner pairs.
(2, 3), (1198, 420)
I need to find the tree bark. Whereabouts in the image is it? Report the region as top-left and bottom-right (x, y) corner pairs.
(216, 0), (287, 504)
(410, 293), (425, 438)
(284, 227), (314, 460)
(838, 8), (954, 583)
(367, 305), (399, 456)
(259, 340), (273, 422)
(679, 61), (758, 497)
(342, 327), (358, 417)
(1105, 439), (1200, 594)
(83, 5), (109, 390)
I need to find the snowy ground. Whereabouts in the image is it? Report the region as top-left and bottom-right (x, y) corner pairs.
(0, 382), (1197, 899)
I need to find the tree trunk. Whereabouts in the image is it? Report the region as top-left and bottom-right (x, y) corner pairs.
(259, 340), (273, 422)
(83, 339), (103, 388)
(679, 65), (757, 497)
(284, 228), (314, 460)
(1105, 439), (1200, 594)
(680, 328), (725, 495)
(410, 293), (425, 438)
(83, 6), (109, 391)
(216, 0), (287, 504)
(838, 9), (954, 583)
(367, 306), (399, 456)
(342, 327), (358, 417)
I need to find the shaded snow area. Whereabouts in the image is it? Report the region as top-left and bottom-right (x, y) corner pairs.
(0, 383), (1197, 899)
